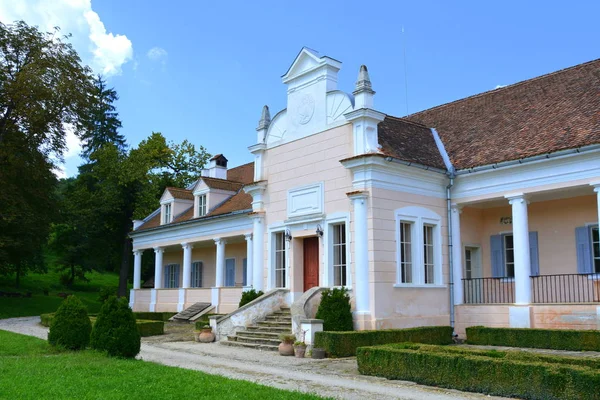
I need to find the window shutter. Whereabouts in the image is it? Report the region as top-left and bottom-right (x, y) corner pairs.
(164, 265), (169, 288)
(225, 259), (235, 287)
(490, 235), (504, 277)
(576, 226), (593, 274)
(529, 231), (539, 276)
(174, 265), (180, 288)
(242, 258), (247, 286)
(198, 262), (203, 288)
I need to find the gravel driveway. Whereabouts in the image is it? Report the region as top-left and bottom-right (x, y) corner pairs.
(0, 317), (505, 400)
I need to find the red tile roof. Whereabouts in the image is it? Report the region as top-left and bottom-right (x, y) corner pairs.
(165, 187), (194, 201)
(406, 59), (600, 170)
(226, 162), (254, 184)
(201, 177), (243, 192)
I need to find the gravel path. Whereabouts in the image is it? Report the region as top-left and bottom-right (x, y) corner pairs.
(0, 317), (505, 400)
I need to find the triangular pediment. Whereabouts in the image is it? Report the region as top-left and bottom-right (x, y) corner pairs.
(282, 47), (340, 83)
(159, 189), (174, 203)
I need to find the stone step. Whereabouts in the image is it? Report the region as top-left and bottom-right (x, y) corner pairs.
(264, 316), (292, 322)
(235, 335), (281, 346)
(171, 302), (211, 321)
(257, 321), (292, 328)
(246, 325), (291, 333)
(237, 330), (284, 339)
(220, 340), (278, 352)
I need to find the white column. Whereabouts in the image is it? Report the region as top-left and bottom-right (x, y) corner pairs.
(214, 238), (226, 287)
(592, 184), (600, 223)
(350, 193), (370, 314)
(181, 242), (193, 288)
(153, 247), (164, 289)
(450, 205), (464, 305)
(252, 215), (265, 291)
(244, 233), (254, 289)
(133, 250), (143, 290)
(506, 194), (531, 305)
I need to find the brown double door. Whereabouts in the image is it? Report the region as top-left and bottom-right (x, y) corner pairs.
(303, 237), (319, 291)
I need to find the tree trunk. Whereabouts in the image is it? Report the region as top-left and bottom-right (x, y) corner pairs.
(118, 236), (132, 297)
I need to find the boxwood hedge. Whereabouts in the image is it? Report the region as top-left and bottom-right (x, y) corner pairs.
(357, 343), (600, 400)
(314, 326), (453, 357)
(133, 312), (176, 321)
(41, 313), (164, 337)
(466, 326), (600, 351)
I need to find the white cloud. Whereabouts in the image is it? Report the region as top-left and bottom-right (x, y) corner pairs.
(0, 0), (133, 76)
(147, 46), (168, 65)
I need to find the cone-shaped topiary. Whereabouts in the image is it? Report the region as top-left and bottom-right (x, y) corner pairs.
(90, 296), (140, 358)
(48, 295), (92, 350)
(315, 287), (354, 331)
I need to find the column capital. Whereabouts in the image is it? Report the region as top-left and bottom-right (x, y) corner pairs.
(153, 246), (164, 254)
(590, 182), (600, 192)
(450, 203), (463, 214)
(214, 237), (227, 246)
(249, 211), (266, 221)
(505, 193), (528, 205)
(181, 242), (193, 250)
(244, 233), (253, 241)
(133, 249), (144, 256)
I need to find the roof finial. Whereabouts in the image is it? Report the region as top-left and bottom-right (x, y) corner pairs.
(256, 105), (271, 131)
(354, 65), (375, 94)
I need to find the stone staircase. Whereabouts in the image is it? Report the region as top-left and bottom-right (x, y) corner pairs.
(221, 307), (291, 351)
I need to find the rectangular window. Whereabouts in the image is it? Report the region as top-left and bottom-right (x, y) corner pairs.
(242, 258), (247, 286)
(275, 232), (286, 288)
(225, 259), (236, 287)
(465, 249), (472, 280)
(591, 227), (600, 273)
(332, 223), (347, 286)
(198, 194), (207, 217)
(164, 203), (172, 224)
(423, 225), (435, 284)
(399, 222), (413, 283)
(164, 264), (180, 288)
(504, 235), (515, 278)
(191, 261), (203, 288)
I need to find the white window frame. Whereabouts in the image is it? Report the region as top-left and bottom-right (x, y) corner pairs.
(323, 213), (351, 288)
(163, 203), (172, 224)
(590, 226), (600, 274)
(272, 231), (288, 289)
(191, 261), (203, 288)
(331, 222), (348, 287)
(394, 206), (444, 288)
(197, 194), (207, 217)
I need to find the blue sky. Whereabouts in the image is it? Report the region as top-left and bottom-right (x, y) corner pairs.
(2, 1), (599, 176)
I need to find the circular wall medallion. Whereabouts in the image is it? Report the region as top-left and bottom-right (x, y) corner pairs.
(296, 95), (315, 125)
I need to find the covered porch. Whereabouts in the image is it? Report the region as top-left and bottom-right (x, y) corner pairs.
(130, 232), (253, 314)
(452, 183), (600, 336)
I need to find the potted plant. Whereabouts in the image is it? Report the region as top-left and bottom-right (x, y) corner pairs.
(293, 340), (307, 358)
(278, 333), (295, 356)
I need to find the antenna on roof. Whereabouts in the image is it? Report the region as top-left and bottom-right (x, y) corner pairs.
(402, 25), (409, 116)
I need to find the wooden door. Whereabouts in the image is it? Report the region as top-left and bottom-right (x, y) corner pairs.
(303, 237), (319, 291)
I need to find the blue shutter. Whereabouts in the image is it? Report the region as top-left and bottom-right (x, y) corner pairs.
(529, 231), (539, 276)
(174, 265), (180, 288)
(164, 265), (170, 288)
(490, 235), (504, 277)
(197, 262), (203, 288)
(225, 259), (235, 287)
(576, 226), (593, 274)
(242, 258), (247, 286)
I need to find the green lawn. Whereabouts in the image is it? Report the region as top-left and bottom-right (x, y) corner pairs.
(0, 330), (323, 400)
(0, 271), (121, 319)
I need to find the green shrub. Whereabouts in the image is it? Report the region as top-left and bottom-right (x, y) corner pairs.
(315, 287), (353, 332)
(357, 344), (600, 400)
(466, 326), (600, 351)
(239, 289), (264, 308)
(47, 295), (92, 350)
(133, 312), (176, 321)
(40, 313), (54, 327)
(314, 326), (453, 357)
(90, 296), (140, 358)
(136, 320), (164, 336)
(97, 286), (118, 303)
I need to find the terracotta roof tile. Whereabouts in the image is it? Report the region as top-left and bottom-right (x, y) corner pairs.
(226, 162), (254, 184)
(201, 177), (243, 192)
(209, 191), (253, 216)
(166, 187), (194, 201)
(135, 212), (161, 231)
(406, 59), (600, 170)
(377, 117), (446, 169)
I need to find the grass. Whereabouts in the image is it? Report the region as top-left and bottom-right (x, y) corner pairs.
(0, 330), (323, 399)
(0, 271), (121, 319)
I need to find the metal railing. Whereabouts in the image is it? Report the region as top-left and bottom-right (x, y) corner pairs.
(531, 273), (600, 303)
(462, 277), (515, 304)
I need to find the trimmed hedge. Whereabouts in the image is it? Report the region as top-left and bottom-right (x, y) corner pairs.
(357, 343), (600, 400)
(314, 326), (453, 357)
(133, 312), (176, 321)
(90, 296), (141, 358)
(239, 289), (264, 308)
(47, 295), (92, 350)
(466, 326), (600, 352)
(40, 312), (163, 337)
(315, 287), (353, 332)
(136, 320), (165, 336)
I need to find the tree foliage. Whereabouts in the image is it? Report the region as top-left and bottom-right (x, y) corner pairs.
(0, 21), (94, 286)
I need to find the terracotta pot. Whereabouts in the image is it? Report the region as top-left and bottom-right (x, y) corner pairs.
(294, 345), (306, 358)
(198, 328), (215, 343)
(279, 342), (294, 356)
